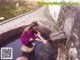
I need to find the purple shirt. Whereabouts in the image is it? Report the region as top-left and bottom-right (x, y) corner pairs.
(20, 30), (37, 46)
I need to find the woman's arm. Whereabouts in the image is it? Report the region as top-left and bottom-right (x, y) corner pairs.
(37, 31), (44, 40)
(35, 31), (47, 44)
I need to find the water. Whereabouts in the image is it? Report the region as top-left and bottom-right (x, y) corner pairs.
(0, 38), (36, 60)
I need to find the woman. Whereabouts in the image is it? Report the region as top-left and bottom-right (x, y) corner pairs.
(20, 22), (47, 48)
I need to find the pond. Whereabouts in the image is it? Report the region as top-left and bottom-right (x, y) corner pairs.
(0, 37), (36, 60)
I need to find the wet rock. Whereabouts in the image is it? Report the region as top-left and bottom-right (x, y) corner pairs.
(37, 23), (51, 37)
(34, 41), (54, 60)
(50, 30), (67, 41)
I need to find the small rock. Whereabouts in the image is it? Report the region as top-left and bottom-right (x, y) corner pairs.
(0, 17), (4, 20)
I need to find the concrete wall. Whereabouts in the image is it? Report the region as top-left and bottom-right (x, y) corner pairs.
(0, 25), (26, 44)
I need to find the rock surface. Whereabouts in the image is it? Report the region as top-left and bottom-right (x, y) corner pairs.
(55, 6), (80, 60)
(34, 41), (54, 60)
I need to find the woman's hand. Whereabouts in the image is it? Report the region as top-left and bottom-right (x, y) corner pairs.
(42, 40), (47, 44)
(37, 31), (41, 35)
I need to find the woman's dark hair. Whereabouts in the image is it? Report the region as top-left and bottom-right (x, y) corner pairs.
(29, 21), (38, 30)
(22, 21), (38, 34)
(32, 29), (38, 34)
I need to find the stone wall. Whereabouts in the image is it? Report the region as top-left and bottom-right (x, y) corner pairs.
(48, 5), (80, 60)
(0, 25), (26, 46)
(56, 6), (80, 60)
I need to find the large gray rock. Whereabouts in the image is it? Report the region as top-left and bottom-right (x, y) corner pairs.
(35, 23), (54, 60)
(34, 41), (54, 60)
